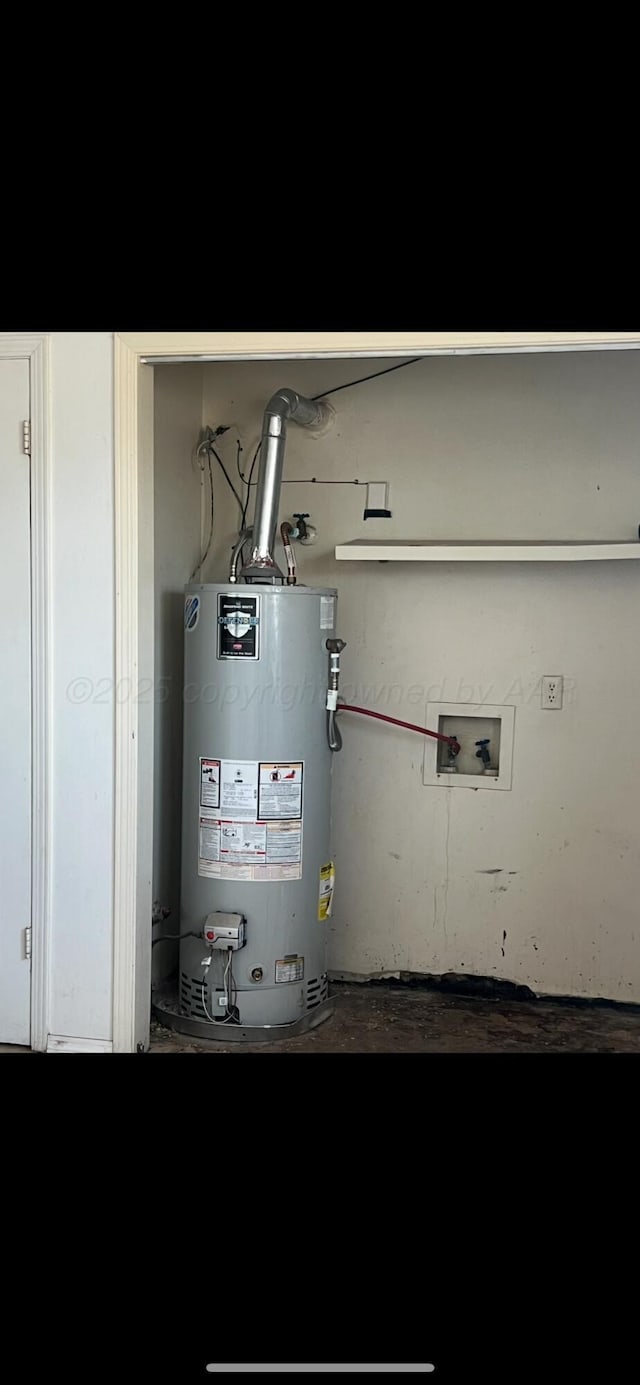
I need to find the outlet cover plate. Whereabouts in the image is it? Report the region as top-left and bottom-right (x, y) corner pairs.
(422, 702), (516, 791)
(541, 675), (563, 709)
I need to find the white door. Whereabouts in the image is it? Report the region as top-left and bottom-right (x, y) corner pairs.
(0, 359), (31, 1045)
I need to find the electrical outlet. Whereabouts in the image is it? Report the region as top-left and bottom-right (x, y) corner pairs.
(541, 675), (563, 710)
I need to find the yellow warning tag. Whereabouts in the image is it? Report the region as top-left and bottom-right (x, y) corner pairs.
(318, 861), (335, 921)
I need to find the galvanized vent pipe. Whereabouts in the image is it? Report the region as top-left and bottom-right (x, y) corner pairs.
(242, 389), (333, 581)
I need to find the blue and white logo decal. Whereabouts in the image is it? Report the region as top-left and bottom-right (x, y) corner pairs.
(185, 595), (200, 631)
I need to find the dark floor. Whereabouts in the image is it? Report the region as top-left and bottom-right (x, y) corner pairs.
(150, 980), (640, 1053)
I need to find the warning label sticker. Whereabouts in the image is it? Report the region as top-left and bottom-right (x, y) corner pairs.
(318, 861), (335, 920)
(220, 820), (267, 864)
(200, 759), (220, 812)
(320, 596), (335, 630)
(275, 956), (304, 984)
(258, 763), (303, 820)
(198, 827), (302, 880)
(199, 819), (220, 870)
(197, 757), (304, 881)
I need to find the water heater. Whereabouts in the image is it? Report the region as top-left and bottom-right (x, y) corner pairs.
(175, 387), (341, 1039)
(179, 581), (338, 1032)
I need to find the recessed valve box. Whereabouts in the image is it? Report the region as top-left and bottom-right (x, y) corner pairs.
(422, 702), (516, 792)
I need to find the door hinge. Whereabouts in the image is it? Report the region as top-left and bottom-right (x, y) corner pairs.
(24, 926), (32, 960)
(23, 420), (31, 456)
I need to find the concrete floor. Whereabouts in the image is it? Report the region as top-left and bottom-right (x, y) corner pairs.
(149, 980), (640, 1053)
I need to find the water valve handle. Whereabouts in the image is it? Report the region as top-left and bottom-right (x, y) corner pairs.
(475, 738), (491, 766)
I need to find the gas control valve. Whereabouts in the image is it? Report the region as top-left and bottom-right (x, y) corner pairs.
(203, 913), (246, 950)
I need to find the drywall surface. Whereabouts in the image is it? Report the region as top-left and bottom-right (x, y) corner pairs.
(152, 365), (204, 983)
(48, 332), (116, 1041)
(202, 351), (640, 1002)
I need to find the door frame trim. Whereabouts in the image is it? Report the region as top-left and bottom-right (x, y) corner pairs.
(0, 334), (51, 1051)
(114, 330), (640, 1052)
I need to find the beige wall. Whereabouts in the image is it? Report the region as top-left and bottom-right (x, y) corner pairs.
(199, 351), (640, 1002)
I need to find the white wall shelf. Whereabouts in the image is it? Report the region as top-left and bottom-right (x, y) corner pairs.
(335, 540), (640, 563)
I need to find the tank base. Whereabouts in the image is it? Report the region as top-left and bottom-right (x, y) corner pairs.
(152, 985), (335, 1045)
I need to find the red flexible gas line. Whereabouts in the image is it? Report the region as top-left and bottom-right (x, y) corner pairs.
(338, 704), (460, 752)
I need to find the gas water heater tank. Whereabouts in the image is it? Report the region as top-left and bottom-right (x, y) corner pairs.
(179, 582), (338, 1031)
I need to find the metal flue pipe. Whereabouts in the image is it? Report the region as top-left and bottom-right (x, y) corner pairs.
(242, 389), (333, 581)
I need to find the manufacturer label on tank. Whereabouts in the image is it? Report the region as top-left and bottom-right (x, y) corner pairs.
(320, 596), (335, 630)
(275, 956), (304, 984)
(318, 861), (335, 920)
(217, 594), (260, 660)
(265, 821), (301, 865)
(198, 757), (304, 881)
(185, 594), (200, 631)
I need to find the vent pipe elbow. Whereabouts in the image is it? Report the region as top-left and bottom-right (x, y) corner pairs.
(243, 389), (334, 581)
